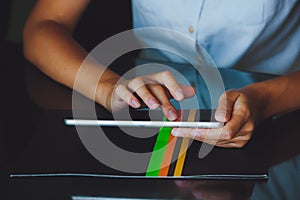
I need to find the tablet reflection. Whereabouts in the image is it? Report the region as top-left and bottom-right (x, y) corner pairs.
(174, 154), (300, 200)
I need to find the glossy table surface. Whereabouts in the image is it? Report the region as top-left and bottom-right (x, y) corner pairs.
(2, 59), (300, 200)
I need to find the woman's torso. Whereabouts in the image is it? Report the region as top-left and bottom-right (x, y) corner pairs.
(132, 0), (300, 75)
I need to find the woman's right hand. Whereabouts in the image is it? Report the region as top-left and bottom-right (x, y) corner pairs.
(102, 71), (195, 121)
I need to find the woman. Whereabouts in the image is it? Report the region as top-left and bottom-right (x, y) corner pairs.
(23, 0), (300, 147)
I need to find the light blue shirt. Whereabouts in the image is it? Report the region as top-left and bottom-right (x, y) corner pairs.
(132, 0), (300, 75)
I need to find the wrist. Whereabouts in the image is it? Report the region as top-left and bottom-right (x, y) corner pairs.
(95, 76), (120, 111)
(240, 83), (269, 123)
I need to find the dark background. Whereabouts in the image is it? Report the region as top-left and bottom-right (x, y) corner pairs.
(1, 0), (133, 198)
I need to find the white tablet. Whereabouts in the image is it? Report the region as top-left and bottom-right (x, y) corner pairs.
(64, 119), (223, 128)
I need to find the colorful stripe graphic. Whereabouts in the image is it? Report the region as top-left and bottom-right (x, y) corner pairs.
(173, 138), (190, 176)
(146, 110), (196, 177)
(174, 109), (196, 176)
(158, 134), (177, 176)
(145, 118), (172, 176)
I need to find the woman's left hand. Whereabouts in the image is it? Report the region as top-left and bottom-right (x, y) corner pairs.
(171, 87), (265, 148)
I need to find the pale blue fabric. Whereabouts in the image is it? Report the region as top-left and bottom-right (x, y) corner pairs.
(132, 0), (300, 75)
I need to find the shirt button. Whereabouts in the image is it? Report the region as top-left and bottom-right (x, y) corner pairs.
(188, 25), (194, 33)
(196, 56), (202, 63)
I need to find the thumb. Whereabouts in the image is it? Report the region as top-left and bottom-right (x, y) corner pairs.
(215, 90), (240, 122)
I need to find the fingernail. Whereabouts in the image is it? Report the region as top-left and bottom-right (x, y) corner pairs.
(168, 109), (178, 120)
(172, 128), (183, 137)
(175, 89), (184, 100)
(215, 111), (227, 122)
(130, 99), (140, 108)
(191, 129), (201, 138)
(148, 98), (160, 109)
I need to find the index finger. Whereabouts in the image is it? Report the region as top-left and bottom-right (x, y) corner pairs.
(147, 71), (195, 101)
(172, 112), (246, 141)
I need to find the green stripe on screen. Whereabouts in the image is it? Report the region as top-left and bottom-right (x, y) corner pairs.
(146, 118), (172, 176)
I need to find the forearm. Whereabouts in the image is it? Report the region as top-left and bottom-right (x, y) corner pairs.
(243, 71), (300, 121)
(23, 20), (120, 107)
(24, 20), (86, 85)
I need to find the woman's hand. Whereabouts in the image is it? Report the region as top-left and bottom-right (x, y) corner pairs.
(171, 87), (266, 148)
(101, 71), (195, 121)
